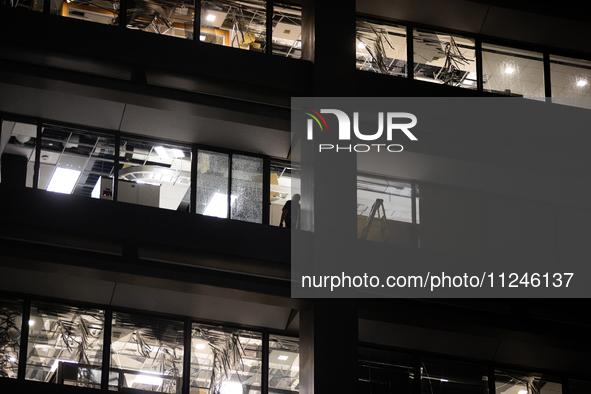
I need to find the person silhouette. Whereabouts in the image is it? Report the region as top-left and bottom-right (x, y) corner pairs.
(280, 194), (300, 229)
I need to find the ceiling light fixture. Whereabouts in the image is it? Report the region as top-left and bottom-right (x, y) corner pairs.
(204, 193), (237, 218)
(47, 168), (81, 194)
(171, 148), (185, 158)
(440, 379), (449, 382)
(195, 343), (207, 349)
(357, 42), (366, 49)
(278, 355), (289, 361)
(8, 356), (16, 363)
(134, 373), (164, 386)
(206, 14), (216, 22)
(518, 391), (528, 394)
(220, 382), (243, 394)
(154, 146), (169, 159)
(576, 79), (588, 87)
(504, 66), (515, 74)
(199, 35), (206, 41)
(28, 320), (35, 326)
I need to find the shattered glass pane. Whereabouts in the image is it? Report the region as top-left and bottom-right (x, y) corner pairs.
(196, 150), (229, 218)
(356, 18), (407, 77)
(269, 334), (299, 393)
(230, 155), (263, 223)
(0, 298), (23, 380)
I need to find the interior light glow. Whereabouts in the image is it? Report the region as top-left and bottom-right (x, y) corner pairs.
(278, 355), (289, 361)
(28, 320), (35, 326)
(171, 148), (185, 158)
(576, 79), (588, 87)
(357, 42), (366, 49)
(206, 14), (216, 21)
(220, 382), (243, 394)
(134, 373), (164, 386)
(204, 193), (237, 218)
(8, 356), (16, 363)
(47, 168), (81, 194)
(504, 66), (515, 74)
(200, 35), (206, 41)
(440, 379), (449, 382)
(154, 146), (169, 158)
(518, 391), (528, 394)
(50, 359), (77, 373)
(195, 343), (207, 349)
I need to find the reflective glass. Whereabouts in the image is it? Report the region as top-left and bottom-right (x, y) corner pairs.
(118, 138), (192, 211)
(0, 298), (23, 379)
(200, 0), (266, 51)
(127, 0), (194, 38)
(196, 150), (229, 218)
(359, 347), (413, 394)
(269, 334), (299, 393)
(26, 302), (104, 387)
(231, 155), (263, 223)
(356, 19), (407, 77)
(272, 3), (302, 58)
(110, 312), (184, 393)
(495, 369), (562, 394)
(550, 55), (591, 109)
(413, 28), (476, 89)
(421, 357), (488, 394)
(0, 121), (37, 188)
(51, 0), (120, 25)
(39, 125), (115, 198)
(190, 323), (262, 394)
(482, 43), (545, 100)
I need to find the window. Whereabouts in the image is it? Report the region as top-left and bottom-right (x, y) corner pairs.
(482, 43), (545, 100)
(413, 28), (476, 89)
(200, 0), (267, 51)
(270, 160), (299, 227)
(357, 174), (418, 246)
(0, 121), (37, 188)
(269, 334), (299, 393)
(51, 0), (120, 25)
(356, 18), (407, 77)
(196, 149), (264, 223)
(39, 125), (116, 198)
(0, 297), (22, 380)
(127, 0), (195, 38)
(495, 369), (562, 394)
(26, 301), (105, 387)
(118, 137), (192, 210)
(359, 347), (413, 394)
(272, 2), (302, 59)
(550, 55), (591, 109)
(4, 0), (43, 11)
(421, 357), (488, 394)
(110, 311), (184, 392)
(190, 323), (262, 394)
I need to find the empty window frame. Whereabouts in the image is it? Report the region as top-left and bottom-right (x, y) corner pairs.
(200, 0), (267, 51)
(127, 0), (195, 38)
(26, 301), (105, 387)
(0, 297), (23, 380)
(110, 311), (184, 392)
(482, 43), (545, 100)
(356, 18), (407, 77)
(196, 148), (264, 223)
(413, 28), (477, 89)
(272, 2), (302, 59)
(190, 323), (263, 394)
(357, 174), (418, 246)
(118, 137), (192, 211)
(358, 347), (413, 394)
(269, 334), (299, 393)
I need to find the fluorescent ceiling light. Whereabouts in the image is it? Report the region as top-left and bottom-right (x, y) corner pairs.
(28, 320), (35, 326)
(50, 359), (77, 373)
(504, 66), (515, 74)
(154, 146), (169, 159)
(278, 355), (289, 361)
(440, 379), (449, 382)
(220, 382), (243, 394)
(47, 168), (81, 194)
(576, 79), (588, 87)
(134, 373), (164, 386)
(206, 14), (216, 21)
(204, 193), (237, 218)
(195, 343), (207, 349)
(171, 148), (185, 158)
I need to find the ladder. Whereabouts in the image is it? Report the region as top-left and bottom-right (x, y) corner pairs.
(360, 199), (390, 242)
